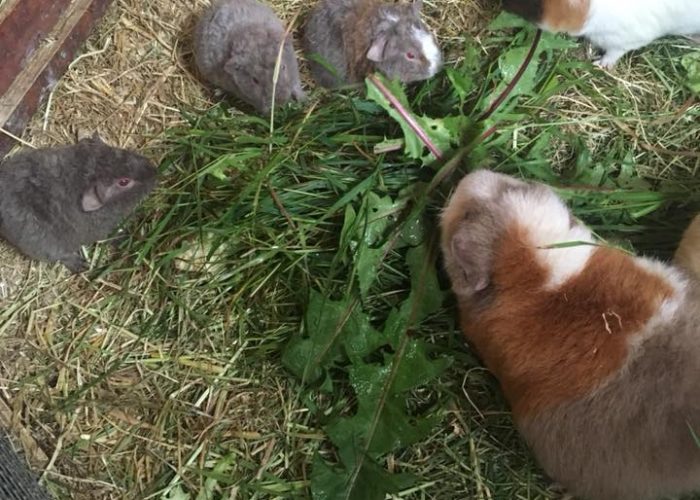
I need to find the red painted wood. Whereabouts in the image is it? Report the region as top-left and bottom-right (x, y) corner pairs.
(0, 0), (113, 157)
(0, 0), (74, 96)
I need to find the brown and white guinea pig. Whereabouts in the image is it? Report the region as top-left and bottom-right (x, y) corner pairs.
(502, 0), (700, 68)
(440, 170), (700, 500)
(303, 0), (442, 88)
(194, 0), (305, 115)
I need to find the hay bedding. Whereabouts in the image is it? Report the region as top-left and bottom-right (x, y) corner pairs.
(0, 0), (490, 498)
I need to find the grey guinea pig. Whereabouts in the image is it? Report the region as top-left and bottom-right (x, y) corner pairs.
(303, 0), (442, 88)
(0, 135), (157, 273)
(193, 0), (305, 115)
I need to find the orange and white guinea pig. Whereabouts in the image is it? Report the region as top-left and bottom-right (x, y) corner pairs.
(502, 0), (700, 67)
(440, 170), (700, 500)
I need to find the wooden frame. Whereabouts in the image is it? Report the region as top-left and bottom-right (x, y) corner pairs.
(0, 0), (113, 156)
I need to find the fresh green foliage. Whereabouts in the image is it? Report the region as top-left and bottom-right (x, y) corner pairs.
(287, 242), (450, 500)
(280, 153), (453, 498)
(366, 75), (472, 163)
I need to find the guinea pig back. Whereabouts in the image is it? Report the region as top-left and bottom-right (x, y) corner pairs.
(440, 170), (700, 500)
(502, 0), (591, 33)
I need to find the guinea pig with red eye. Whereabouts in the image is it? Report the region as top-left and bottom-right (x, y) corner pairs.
(303, 0), (442, 88)
(0, 135), (157, 273)
(440, 170), (700, 500)
(502, 0), (700, 68)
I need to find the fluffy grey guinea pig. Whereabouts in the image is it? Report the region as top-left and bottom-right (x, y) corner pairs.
(304, 0), (442, 88)
(0, 135), (157, 273)
(194, 0), (305, 115)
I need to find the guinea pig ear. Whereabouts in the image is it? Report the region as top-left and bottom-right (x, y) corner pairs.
(450, 226), (491, 293)
(81, 185), (104, 212)
(367, 35), (388, 62)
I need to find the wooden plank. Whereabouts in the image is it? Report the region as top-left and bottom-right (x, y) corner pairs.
(0, 0), (95, 127)
(0, 0), (22, 26)
(0, 0), (74, 95)
(0, 0), (113, 157)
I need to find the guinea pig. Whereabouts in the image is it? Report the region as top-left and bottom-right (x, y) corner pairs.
(193, 0), (305, 115)
(303, 0), (442, 88)
(0, 135), (157, 273)
(502, 0), (700, 68)
(440, 170), (700, 500)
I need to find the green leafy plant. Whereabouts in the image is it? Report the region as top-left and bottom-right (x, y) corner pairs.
(285, 243), (450, 500)
(278, 17), (582, 500)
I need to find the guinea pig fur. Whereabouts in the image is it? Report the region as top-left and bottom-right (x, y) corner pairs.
(194, 0), (305, 115)
(440, 170), (700, 500)
(502, 0), (700, 68)
(303, 0), (442, 88)
(0, 135), (157, 273)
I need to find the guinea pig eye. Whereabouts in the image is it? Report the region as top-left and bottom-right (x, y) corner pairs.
(117, 177), (133, 188)
(406, 52), (416, 60)
(252, 76), (260, 85)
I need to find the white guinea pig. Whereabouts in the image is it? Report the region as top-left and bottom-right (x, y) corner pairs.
(502, 0), (700, 67)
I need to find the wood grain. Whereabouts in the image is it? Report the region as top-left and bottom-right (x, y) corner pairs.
(0, 0), (113, 157)
(0, 0), (74, 95)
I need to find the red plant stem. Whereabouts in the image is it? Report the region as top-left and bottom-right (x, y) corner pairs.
(478, 29), (543, 122)
(369, 28), (541, 164)
(368, 74), (443, 160)
(479, 125), (497, 142)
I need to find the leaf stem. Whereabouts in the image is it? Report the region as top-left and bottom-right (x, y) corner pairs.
(478, 28), (542, 122)
(367, 28), (541, 166)
(367, 74), (444, 160)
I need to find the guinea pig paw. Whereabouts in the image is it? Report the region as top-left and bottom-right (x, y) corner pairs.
(291, 85), (306, 102)
(61, 253), (88, 274)
(593, 50), (625, 70)
(549, 483), (574, 500)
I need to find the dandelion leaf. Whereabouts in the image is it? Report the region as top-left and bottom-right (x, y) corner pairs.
(311, 453), (413, 500)
(366, 75), (469, 163)
(282, 290), (383, 384)
(309, 242), (451, 500)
